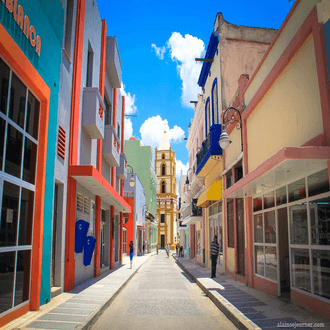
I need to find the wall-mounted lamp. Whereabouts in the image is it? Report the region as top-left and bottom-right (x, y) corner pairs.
(127, 164), (135, 187)
(195, 58), (214, 63)
(219, 106), (243, 151)
(185, 168), (192, 185)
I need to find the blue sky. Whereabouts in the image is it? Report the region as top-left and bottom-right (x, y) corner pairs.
(97, 0), (294, 178)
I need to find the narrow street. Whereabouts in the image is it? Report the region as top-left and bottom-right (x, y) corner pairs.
(91, 251), (237, 330)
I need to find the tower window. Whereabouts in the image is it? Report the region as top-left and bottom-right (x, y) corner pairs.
(162, 153), (165, 159)
(162, 164), (166, 175)
(162, 181), (166, 193)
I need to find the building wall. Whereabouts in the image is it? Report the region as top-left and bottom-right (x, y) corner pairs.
(245, 0), (320, 105)
(246, 34), (322, 172)
(0, 0), (64, 321)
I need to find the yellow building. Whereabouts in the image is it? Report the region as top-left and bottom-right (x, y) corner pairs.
(155, 131), (178, 249)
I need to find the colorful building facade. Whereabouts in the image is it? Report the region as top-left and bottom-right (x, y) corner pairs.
(0, 0), (64, 325)
(124, 137), (158, 252)
(54, 0), (130, 298)
(155, 131), (178, 249)
(222, 0), (330, 318)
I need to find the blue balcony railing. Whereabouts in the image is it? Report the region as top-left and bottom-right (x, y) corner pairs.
(196, 124), (222, 175)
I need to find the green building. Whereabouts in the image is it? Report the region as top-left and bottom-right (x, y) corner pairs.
(124, 137), (158, 251)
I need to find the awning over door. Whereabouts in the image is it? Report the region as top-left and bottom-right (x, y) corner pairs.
(224, 147), (330, 199)
(197, 179), (222, 207)
(69, 165), (131, 213)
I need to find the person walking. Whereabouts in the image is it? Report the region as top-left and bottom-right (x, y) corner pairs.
(142, 241), (145, 255)
(166, 243), (170, 257)
(210, 235), (220, 278)
(129, 240), (134, 269)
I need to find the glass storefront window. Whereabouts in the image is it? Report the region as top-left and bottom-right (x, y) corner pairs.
(14, 250), (31, 306)
(291, 248), (311, 293)
(288, 178), (306, 203)
(9, 73), (27, 129)
(18, 189), (34, 246)
(264, 191), (275, 209)
(254, 214), (263, 243)
(5, 124), (23, 178)
(0, 251), (15, 313)
(0, 181), (20, 246)
(265, 211), (276, 243)
(0, 58), (10, 115)
(308, 169), (330, 198)
(276, 186), (287, 206)
(0, 117), (5, 169)
(255, 246), (264, 276)
(26, 92), (40, 140)
(253, 197), (262, 212)
(312, 249), (330, 299)
(265, 246), (277, 281)
(290, 204), (308, 245)
(310, 197), (330, 246)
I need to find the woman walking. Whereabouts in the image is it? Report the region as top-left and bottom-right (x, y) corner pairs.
(129, 240), (134, 269)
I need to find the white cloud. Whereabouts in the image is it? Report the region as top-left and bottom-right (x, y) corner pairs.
(151, 43), (166, 60)
(139, 115), (185, 151)
(176, 159), (189, 178)
(124, 117), (133, 141)
(120, 84), (137, 140)
(167, 32), (205, 108)
(120, 84), (137, 115)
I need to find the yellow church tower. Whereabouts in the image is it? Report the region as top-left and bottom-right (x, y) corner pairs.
(155, 131), (178, 249)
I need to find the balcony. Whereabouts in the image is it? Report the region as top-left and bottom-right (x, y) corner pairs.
(117, 153), (127, 180)
(181, 199), (202, 226)
(106, 37), (122, 88)
(196, 124), (223, 177)
(82, 87), (105, 139)
(103, 125), (120, 167)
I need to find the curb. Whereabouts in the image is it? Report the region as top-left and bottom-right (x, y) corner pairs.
(173, 256), (261, 330)
(77, 256), (152, 330)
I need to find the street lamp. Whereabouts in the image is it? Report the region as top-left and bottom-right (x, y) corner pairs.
(219, 106), (243, 151)
(185, 168), (192, 185)
(127, 165), (135, 187)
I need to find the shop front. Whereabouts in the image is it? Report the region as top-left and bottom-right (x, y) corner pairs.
(0, 0), (64, 325)
(225, 154), (330, 318)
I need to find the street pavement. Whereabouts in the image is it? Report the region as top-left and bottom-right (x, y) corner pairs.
(2, 253), (153, 330)
(91, 250), (237, 330)
(174, 254), (330, 330)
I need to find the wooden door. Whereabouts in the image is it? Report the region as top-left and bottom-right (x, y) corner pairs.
(236, 198), (245, 275)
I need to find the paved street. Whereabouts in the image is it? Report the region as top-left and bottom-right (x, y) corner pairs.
(91, 251), (237, 330)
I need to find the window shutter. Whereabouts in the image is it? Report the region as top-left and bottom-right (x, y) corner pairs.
(58, 126), (66, 159)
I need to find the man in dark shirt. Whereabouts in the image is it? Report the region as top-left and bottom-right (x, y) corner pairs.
(210, 235), (220, 278)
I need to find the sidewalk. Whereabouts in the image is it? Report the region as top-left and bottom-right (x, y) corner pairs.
(2, 253), (154, 330)
(174, 255), (330, 330)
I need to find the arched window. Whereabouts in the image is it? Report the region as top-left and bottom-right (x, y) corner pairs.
(212, 78), (218, 125)
(162, 164), (166, 175)
(161, 181), (166, 193)
(205, 97), (211, 137)
(162, 153), (165, 159)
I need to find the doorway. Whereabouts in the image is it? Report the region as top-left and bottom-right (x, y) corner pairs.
(278, 207), (290, 300)
(100, 209), (106, 268)
(236, 198), (245, 275)
(161, 235), (165, 249)
(51, 184), (59, 287)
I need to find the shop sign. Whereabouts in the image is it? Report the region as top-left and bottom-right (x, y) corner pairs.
(2, 0), (41, 56)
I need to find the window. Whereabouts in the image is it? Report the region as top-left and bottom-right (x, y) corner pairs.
(162, 153), (165, 159)
(227, 199), (234, 248)
(205, 98), (211, 136)
(64, 0), (74, 59)
(161, 214), (165, 223)
(234, 162), (243, 183)
(104, 94), (112, 126)
(252, 168), (330, 297)
(226, 172), (233, 189)
(86, 42), (94, 87)
(212, 79), (218, 125)
(162, 164), (166, 176)
(161, 181), (166, 193)
(0, 57), (40, 314)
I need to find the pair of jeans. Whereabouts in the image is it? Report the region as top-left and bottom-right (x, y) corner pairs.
(211, 254), (218, 278)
